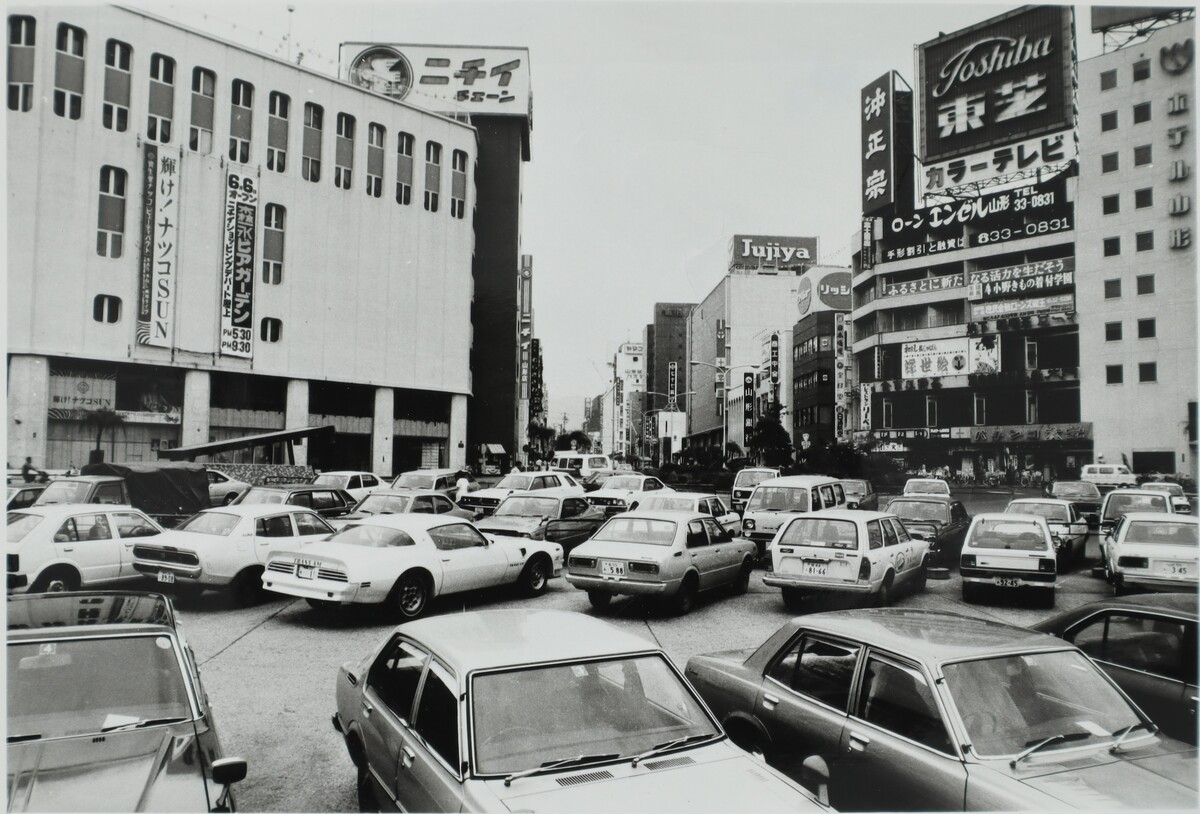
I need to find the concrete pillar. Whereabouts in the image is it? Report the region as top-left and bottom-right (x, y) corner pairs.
(449, 394), (468, 469)
(7, 355), (49, 468)
(372, 387), (394, 477)
(181, 370), (211, 451)
(285, 379), (309, 466)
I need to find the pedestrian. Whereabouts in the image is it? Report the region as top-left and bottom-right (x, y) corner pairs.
(21, 457), (34, 483)
(510, 460), (523, 474)
(455, 470), (471, 502)
(66, 461), (78, 477)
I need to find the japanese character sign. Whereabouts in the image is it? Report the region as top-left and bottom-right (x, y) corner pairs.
(136, 143), (179, 349)
(220, 172), (257, 358)
(862, 71), (912, 214)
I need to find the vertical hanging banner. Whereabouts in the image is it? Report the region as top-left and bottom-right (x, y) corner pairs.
(743, 372), (755, 431)
(667, 361), (678, 410)
(220, 172), (257, 357)
(136, 144), (179, 347)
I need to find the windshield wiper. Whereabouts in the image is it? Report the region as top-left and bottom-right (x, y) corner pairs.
(99, 716), (189, 733)
(1110, 721), (1155, 753)
(1010, 731), (1092, 767)
(7, 734), (41, 743)
(631, 733), (721, 767)
(503, 753), (620, 786)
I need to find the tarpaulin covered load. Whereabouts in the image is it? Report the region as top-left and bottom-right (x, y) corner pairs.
(80, 461), (209, 517)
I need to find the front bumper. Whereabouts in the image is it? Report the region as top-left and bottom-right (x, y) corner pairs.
(565, 573), (680, 596)
(763, 573), (873, 593)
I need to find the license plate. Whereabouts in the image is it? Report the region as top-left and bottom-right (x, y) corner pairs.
(1161, 562), (1190, 576)
(601, 561), (625, 577)
(802, 561), (828, 577)
(156, 571), (175, 584)
(994, 576), (1020, 587)
(297, 565), (315, 580)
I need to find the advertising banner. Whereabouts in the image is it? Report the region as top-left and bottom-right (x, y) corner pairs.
(518, 256), (532, 400)
(743, 373), (755, 431)
(730, 235), (818, 270)
(970, 292), (1075, 321)
(136, 144), (179, 348)
(220, 173), (257, 358)
(770, 333), (780, 385)
(668, 361), (678, 410)
(861, 217), (876, 270)
(834, 314), (847, 410)
(901, 336), (1001, 379)
(861, 72), (897, 213)
(922, 130), (1075, 194)
(49, 369), (116, 412)
(918, 5), (1074, 163)
(797, 269), (853, 317)
(968, 257), (1074, 301)
(882, 273), (964, 298)
(860, 382), (873, 430)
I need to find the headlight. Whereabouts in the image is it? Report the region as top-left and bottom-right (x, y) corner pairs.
(743, 519), (756, 531)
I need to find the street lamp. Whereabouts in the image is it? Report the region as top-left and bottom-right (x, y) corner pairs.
(689, 360), (760, 466)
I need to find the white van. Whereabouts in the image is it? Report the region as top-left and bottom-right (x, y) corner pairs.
(1081, 464), (1138, 491)
(550, 452), (614, 479)
(740, 475), (846, 558)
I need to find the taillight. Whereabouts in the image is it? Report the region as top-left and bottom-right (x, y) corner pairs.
(628, 561), (659, 575)
(743, 519), (756, 531)
(1038, 558), (1056, 572)
(1118, 556), (1149, 569)
(7, 554), (18, 572)
(858, 558), (871, 581)
(569, 556), (596, 569)
(779, 547), (794, 554)
(961, 555), (976, 567)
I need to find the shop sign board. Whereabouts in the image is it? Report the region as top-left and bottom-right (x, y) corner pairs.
(730, 235), (818, 270)
(220, 172), (257, 358)
(967, 257), (1074, 301)
(970, 292), (1075, 321)
(888, 175), (1065, 240)
(922, 130), (1075, 194)
(861, 71), (909, 213)
(953, 422), (1093, 443)
(883, 273), (964, 298)
(860, 382), (873, 430)
(901, 336), (1001, 379)
(49, 370), (116, 411)
(797, 269), (853, 316)
(743, 372), (755, 431)
(136, 144), (180, 349)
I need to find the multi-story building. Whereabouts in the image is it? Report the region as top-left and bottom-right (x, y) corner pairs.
(643, 302), (693, 464)
(602, 341), (645, 457)
(789, 268), (853, 450)
(1077, 14), (1197, 480)
(7, 6), (476, 474)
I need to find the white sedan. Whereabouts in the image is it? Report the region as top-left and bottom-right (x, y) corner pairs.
(260, 514), (563, 617)
(1102, 512), (1199, 594)
(312, 471), (387, 503)
(586, 474), (674, 515)
(1005, 498), (1090, 564)
(636, 492), (740, 535)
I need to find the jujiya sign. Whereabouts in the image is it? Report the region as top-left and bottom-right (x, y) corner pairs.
(220, 173), (257, 358)
(136, 144), (180, 348)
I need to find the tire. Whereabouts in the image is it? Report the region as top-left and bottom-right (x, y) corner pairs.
(912, 558), (929, 594)
(872, 574), (893, 608)
(673, 576), (698, 616)
(518, 556), (550, 597)
(30, 567), (81, 594)
(733, 559), (753, 595)
(962, 582), (981, 604)
(1041, 588), (1057, 609)
(230, 569), (264, 607)
(587, 590), (612, 611)
(390, 572), (430, 620)
(781, 587), (805, 613)
(356, 760), (379, 813)
(306, 598), (338, 612)
(727, 725), (768, 762)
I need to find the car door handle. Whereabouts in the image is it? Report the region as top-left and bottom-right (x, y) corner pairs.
(848, 731), (870, 752)
(442, 558), (451, 563)
(362, 701), (373, 717)
(62, 547), (74, 552)
(762, 692), (780, 710)
(401, 745), (416, 769)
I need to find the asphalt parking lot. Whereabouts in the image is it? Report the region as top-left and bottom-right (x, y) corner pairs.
(173, 487), (1120, 812)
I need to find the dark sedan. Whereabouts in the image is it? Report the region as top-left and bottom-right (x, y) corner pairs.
(476, 491), (606, 553)
(838, 479), (878, 511)
(232, 482), (357, 519)
(883, 495), (970, 565)
(1033, 592), (1198, 745)
(685, 608), (1198, 811)
(1043, 481), (1103, 527)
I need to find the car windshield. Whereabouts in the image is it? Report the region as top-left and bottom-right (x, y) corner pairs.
(495, 497), (559, 517)
(471, 654), (719, 775)
(840, 481), (868, 497)
(778, 517), (859, 550)
(1008, 503), (1069, 523)
(639, 496), (697, 512)
(8, 634), (192, 740)
(1104, 494), (1168, 519)
(596, 517), (677, 545)
(33, 481), (92, 505)
(237, 488), (287, 505)
(1052, 482), (1101, 499)
(313, 474), (348, 488)
(496, 475), (534, 490)
(942, 650), (1142, 758)
(906, 481), (948, 494)
(1143, 483), (1185, 497)
(967, 519), (1047, 551)
(747, 487), (809, 513)
(734, 470), (776, 489)
(604, 477), (645, 491)
(1125, 520), (1199, 547)
(328, 523), (415, 548)
(354, 494), (413, 515)
(7, 513), (44, 542)
(392, 473), (436, 489)
(175, 512), (240, 536)
(887, 500), (949, 524)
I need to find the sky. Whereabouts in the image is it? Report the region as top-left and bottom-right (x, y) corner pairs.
(127, 0), (1106, 430)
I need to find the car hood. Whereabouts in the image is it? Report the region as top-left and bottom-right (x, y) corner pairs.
(587, 489), (641, 500)
(465, 488), (516, 501)
(477, 516), (544, 535)
(571, 539), (673, 562)
(7, 724), (210, 812)
(490, 745), (824, 812)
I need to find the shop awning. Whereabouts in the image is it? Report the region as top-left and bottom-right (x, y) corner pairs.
(483, 443), (507, 455)
(157, 425), (335, 461)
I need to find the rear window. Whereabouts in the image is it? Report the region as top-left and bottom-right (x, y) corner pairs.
(7, 513), (44, 542)
(967, 519), (1048, 551)
(887, 500), (949, 524)
(778, 517), (859, 550)
(392, 473), (436, 489)
(734, 470), (777, 489)
(840, 481), (868, 497)
(595, 517), (676, 545)
(1125, 520), (1198, 546)
(329, 524), (415, 548)
(747, 486), (809, 513)
(238, 488), (286, 505)
(639, 496), (695, 512)
(588, 457), (608, 468)
(176, 512), (240, 536)
(1144, 483), (1185, 497)
(313, 474), (347, 488)
(33, 481), (93, 505)
(1052, 482), (1101, 499)
(906, 480), (948, 495)
(1006, 503), (1068, 523)
(1104, 494), (1168, 518)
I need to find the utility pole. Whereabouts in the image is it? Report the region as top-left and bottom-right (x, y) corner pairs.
(560, 412), (568, 434)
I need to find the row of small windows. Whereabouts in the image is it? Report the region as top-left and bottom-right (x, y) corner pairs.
(1100, 144), (1153, 173)
(1103, 275), (1156, 299)
(8, 16), (470, 219)
(1106, 363), (1158, 384)
(92, 292), (284, 344)
(1100, 102), (1152, 131)
(1104, 319), (1157, 341)
(1102, 187), (1154, 214)
(1102, 231), (1156, 256)
(1099, 59), (1152, 91)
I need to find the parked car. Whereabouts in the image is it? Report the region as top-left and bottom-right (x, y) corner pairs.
(1141, 481), (1192, 514)
(33, 461), (210, 528)
(684, 608), (1198, 810)
(1005, 498), (1090, 564)
(7, 591), (248, 811)
(458, 471), (584, 517)
(566, 510), (756, 615)
(333, 608), (831, 813)
(232, 482), (358, 519)
(741, 476), (846, 559)
(1043, 480), (1103, 527)
(1100, 489), (1174, 531)
(206, 468), (250, 506)
(476, 489), (605, 550)
(7, 505), (165, 594)
(7, 483), (45, 510)
(731, 467), (780, 515)
(549, 451), (614, 479)
(586, 473), (675, 516)
(1100, 513), (1199, 595)
(637, 492), (741, 535)
(1082, 463), (1140, 492)
(312, 470), (387, 503)
(901, 477), (952, 497)
(960, 513), (1057, 606)
(1033, 592), (1198, 745)
(261, 514), (562, 617)
(390, 468), (478, 501)
(130, 504), (335, 605)
(579, 468), (619, 492)
(883, 495), (970, 565)
(329, 489), (474, 529)
(838, 479), (878, 511)
(763, 510), (930, 611)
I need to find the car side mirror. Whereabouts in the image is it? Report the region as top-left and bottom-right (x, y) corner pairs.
(800, 755), (830, 807)
(211, 756), (247, 786)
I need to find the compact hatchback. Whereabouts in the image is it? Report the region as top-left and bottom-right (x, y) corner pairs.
(960, 513), (1057, 606)
(1100, 489), (1174, 531)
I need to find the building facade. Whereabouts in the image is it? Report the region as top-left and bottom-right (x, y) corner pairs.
(643, 302), (693, 463)
(8, 6), (476, 474)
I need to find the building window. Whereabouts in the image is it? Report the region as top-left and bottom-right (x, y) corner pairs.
(93, 294), (121, 323)
(925, 396), (938, 428)
(1104, 279), (1122, 299)
(260, 318), (282, 342)
(450, 149), (468, 219)
(1105, 322), (1123, 341)
(1135, 187), (1153, 208)
(1101, 152), (1119, 173)
(267, 91), (289, 172)
(1133, 102), (1151, 124)
(424, 141), (441, 212)
(1106, 365), (1124, 385)
(96, 165), (126, 258)
(1101, 111), (1118, 132)
(1137, 318), (1156, 339)
(53, 23), (85, 119)
(1134, 144), (1152, 166)
(334, 112), (355, 190)
(1103, 237), (1121, 257)
(1136, 274), (1155, 295)
(302, 102), (323, 182)
(102, 39), (131, 132)
(7, 15), (35, 112)
(1139, 362), (1157, 383)
(1136, 231), (1154, 251)
(1024, 338), (1038, 371)
(1100, 69), (1117, 90)
(1102, 195), (1120, 215)
(262, 204), (285, 285)
(228, 79), (253, 163)
(189, 67), (215, 154)
(881, 399), (893, 429)
(365, 122), (384, 198)
(973, 395), (986, 426)
(396, 131), (414, 205)
(1025, 391), (1038, 424)
(1132, 59), (1150, 81)
(147, 53), (175, 143)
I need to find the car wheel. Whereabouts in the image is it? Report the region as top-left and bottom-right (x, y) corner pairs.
(1041, 588), (1057, 609)
(872, 574), (893, 608)
(733, 559), (753, 595)
(306, 598), (338, 612)
(912, 558), (929, 594)
(356, 761), (379, 813)
(518, 556), (550, 597)
(673, 576), (698, 616)
(230, 569), (264, 607)
(587, 590), (612, 611)
(781, 587), (805, 613)
(962, 582), (981, 604)
(391, 572), (429, 620)
(30, 567), (80, 594)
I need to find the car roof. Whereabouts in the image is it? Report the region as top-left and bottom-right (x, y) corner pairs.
(8, 591), (177, 637)
(973, 512), (1046, 523)
(887, 494), (953, 504)
(359, 489), (445, 499)
(789, 509), (896, 522)
(498, 487), (580, 501)
(1103, 489), (1166, 497)
(737, 468), (779, 475)
(605, 509), (705, 522)
(398, 468), (460, 477)
(1008, 498), (1071, 506)
(905, 477), (945, 483)
(45, 476), (124, 483)
(197, 504), (323, 518)
(400, 609), (659, 673)
(1121, 512), (1199, 523)
(10, 503), (141, 519)
(1034, 593), (1199, 632)
(641, 492), (717, 503)
(340, 513), (473, 532)
(757, 475), (838, 487)
(316, 470), (376, 477)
